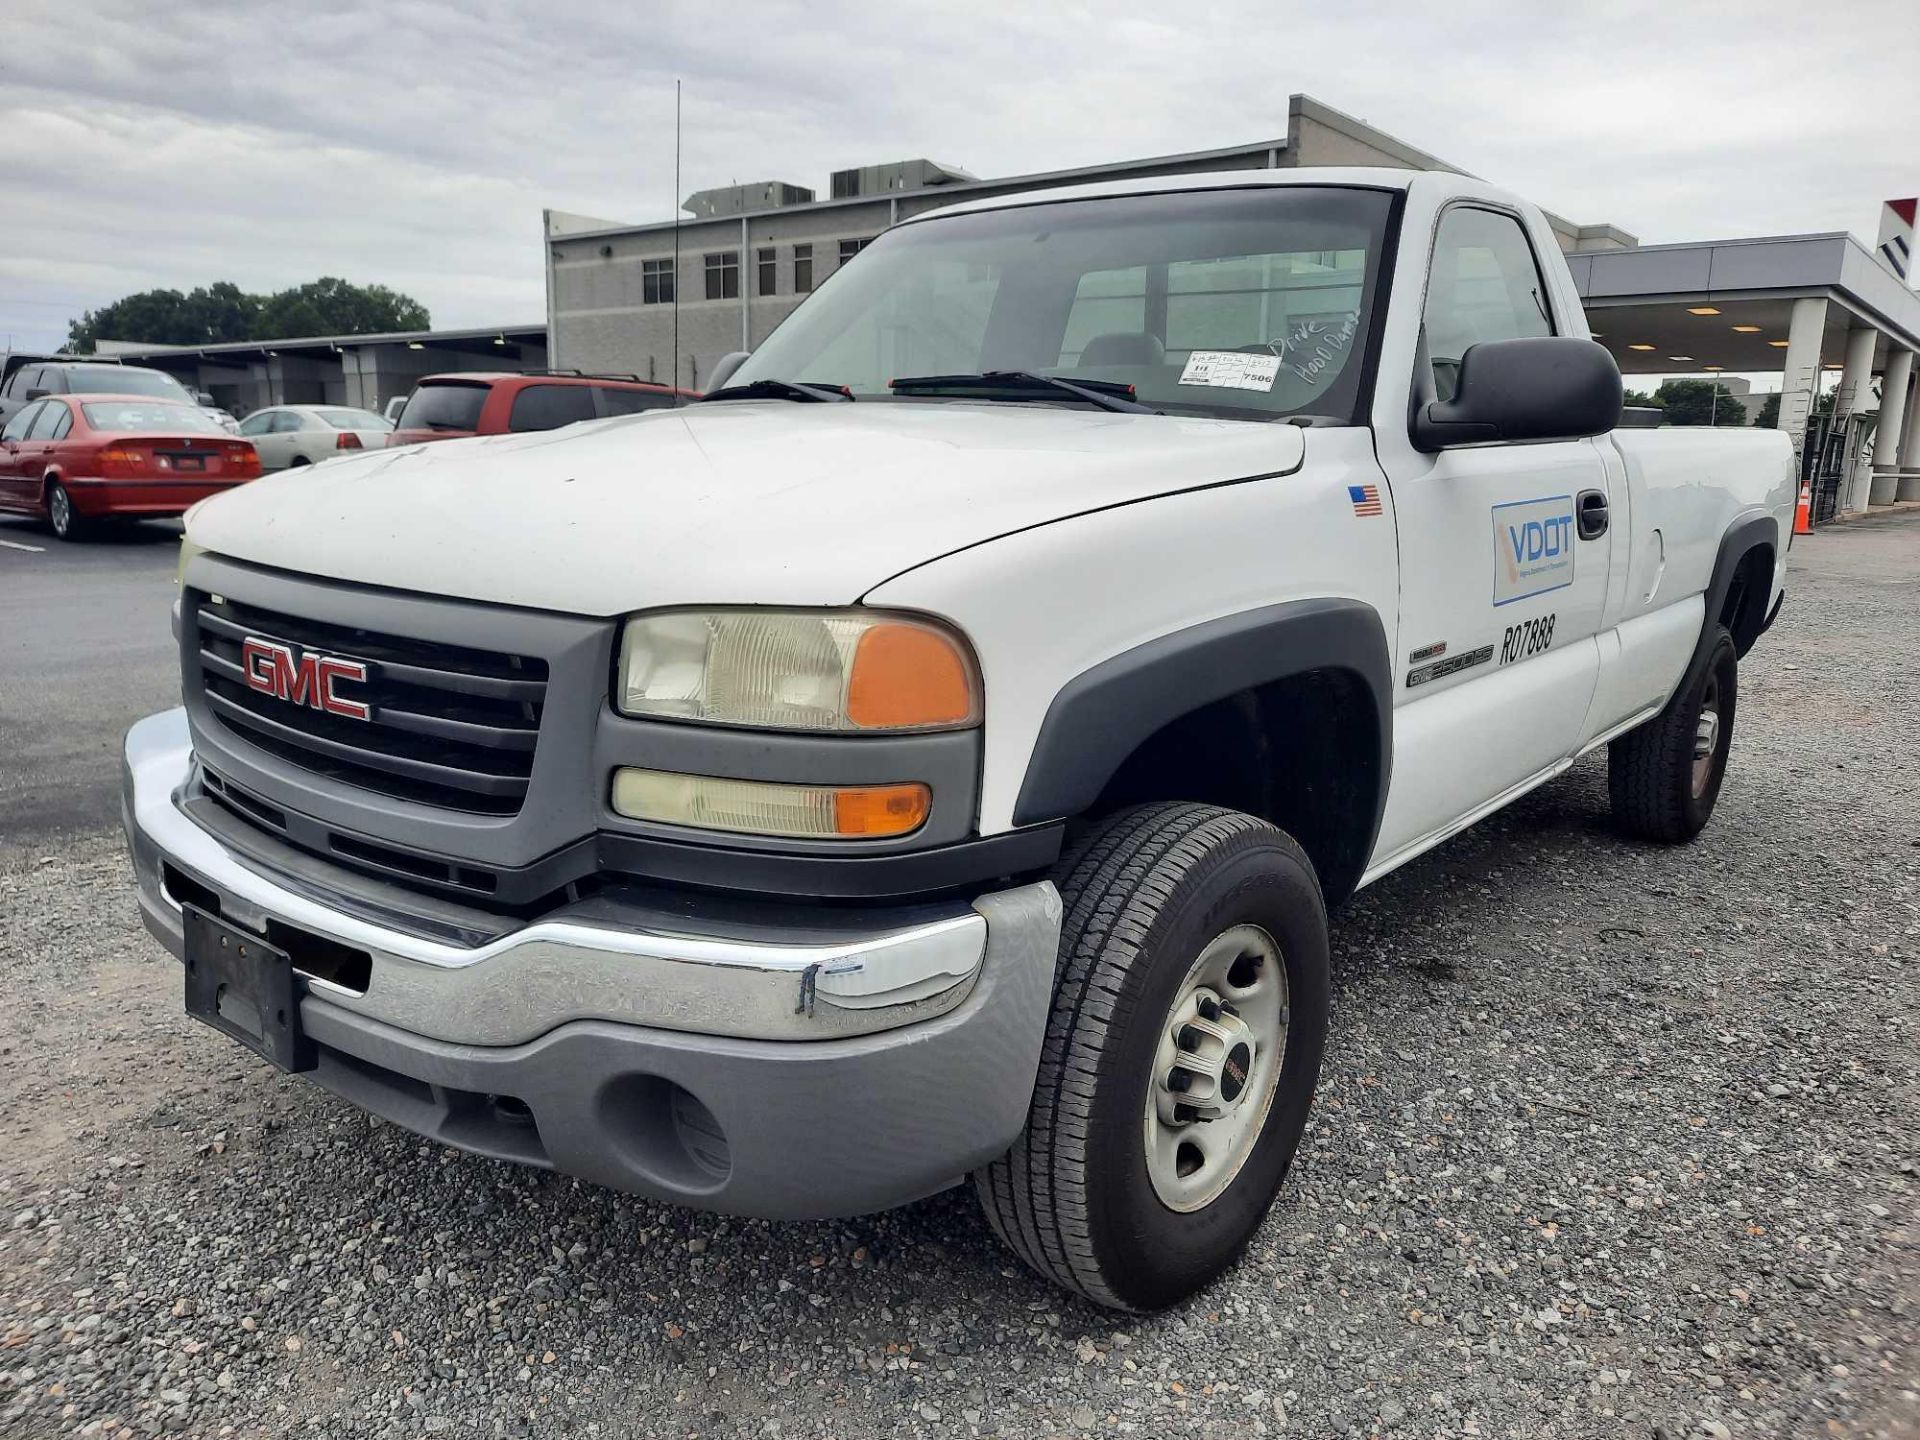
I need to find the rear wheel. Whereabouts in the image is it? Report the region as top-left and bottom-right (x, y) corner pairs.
(1609, 624), (1738, 842)
(974, 803), (1330, 1311)
(45, 481), (88, 542)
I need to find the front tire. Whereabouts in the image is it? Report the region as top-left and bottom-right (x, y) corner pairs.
(45, 481), (88, 542)
(1608, 624), (1738, 842)
(975, 803), (1330, 1311)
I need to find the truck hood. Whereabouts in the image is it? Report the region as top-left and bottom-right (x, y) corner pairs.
(189, 401), (1306, 616)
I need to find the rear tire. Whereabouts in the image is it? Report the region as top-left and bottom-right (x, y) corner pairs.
(974, 802), (1330, 1311)
(1609, 624), (1737, 842)
(45, 481), (88, 542)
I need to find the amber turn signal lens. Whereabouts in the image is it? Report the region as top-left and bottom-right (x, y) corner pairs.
(610, 768), (931, 840)
(833, 782), (932, 837)
(846, 622), (977, 730)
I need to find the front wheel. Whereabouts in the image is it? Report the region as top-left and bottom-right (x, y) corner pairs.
(974, 803), (1330, 1311)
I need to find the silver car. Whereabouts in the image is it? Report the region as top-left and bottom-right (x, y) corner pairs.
(237, 405), (394, 470)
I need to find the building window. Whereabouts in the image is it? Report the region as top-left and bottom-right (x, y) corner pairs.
(839, 237), (873, 266)
(704, 251), (740, 301)
(641, 258), (675, 305)
(793, 244), (813, 293)
(757, 247), (777, 296)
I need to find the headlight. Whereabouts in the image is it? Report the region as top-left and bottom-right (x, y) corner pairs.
(616, 609), (980, 732)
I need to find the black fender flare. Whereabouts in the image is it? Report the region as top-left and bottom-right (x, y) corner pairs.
(1698, 513), (1779, 662)
(1011, 597), (1394, 847)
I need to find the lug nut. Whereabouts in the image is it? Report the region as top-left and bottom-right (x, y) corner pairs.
(1172, 1103), (1197, 1125)
(1177, 1025), (1203, 1051)
(1196, 996), (1220, 1021)
(1167, 1069), (1191, 1093)
(1218, 1000), (1239, 1019)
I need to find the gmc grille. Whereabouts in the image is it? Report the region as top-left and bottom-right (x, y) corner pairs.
(191, 591), (547, 815)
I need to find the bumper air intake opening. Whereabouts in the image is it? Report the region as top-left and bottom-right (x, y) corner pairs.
(597, 1075), (732, 1195)
(162, 863), (222, 918)
(263, 920), (372, 996)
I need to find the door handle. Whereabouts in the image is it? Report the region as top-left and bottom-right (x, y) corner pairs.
(1576, 489), (1609, 540)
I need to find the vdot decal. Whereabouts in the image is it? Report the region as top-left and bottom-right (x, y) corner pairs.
(1491, 496), (1576, 607)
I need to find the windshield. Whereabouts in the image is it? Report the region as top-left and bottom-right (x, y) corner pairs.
(732, 186), (1397, 422)
(83, 401), (227, 434)
(66, 366), (191, 400)
(316, 407), (392, 431)
(396, 382), (487, 431)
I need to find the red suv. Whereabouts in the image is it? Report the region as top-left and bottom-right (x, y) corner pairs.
(386, 371), (694, 447)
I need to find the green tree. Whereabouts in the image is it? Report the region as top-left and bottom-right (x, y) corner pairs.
(1754, 392), (1779, 428)
(255, 278), (429, 339)
(68, 278), (427, 351)
(1622, 388), (1664, 410)
(1654, 378), (1748, 427)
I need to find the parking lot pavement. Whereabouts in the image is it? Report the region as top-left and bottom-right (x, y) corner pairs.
(0, 512), (1915, 1440)
(0, 516), (182, 863)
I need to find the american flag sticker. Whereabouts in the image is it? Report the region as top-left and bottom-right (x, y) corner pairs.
(1348, 483), (1383, 517)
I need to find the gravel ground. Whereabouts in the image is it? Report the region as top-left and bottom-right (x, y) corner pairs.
(2, 511), (1915, 1440)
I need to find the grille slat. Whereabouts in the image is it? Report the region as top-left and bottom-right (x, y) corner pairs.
(199, 649), (538, 752)
(196, 606), (546, 702)
(192, 592), (547, 816)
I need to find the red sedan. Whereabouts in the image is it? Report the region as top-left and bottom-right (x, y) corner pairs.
(0, 393), (262, 541)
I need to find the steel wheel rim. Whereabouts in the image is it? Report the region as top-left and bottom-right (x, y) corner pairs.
(1692, 674), (1721, 798)
(1143, 923), (1288, 1213)
(49, 487), (69, 535)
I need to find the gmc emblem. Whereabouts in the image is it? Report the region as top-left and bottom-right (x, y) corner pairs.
(241, 636), (371, 721)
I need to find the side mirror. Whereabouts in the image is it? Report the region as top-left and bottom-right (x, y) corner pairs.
(24, 388), (47, 401)
(1412, 337), (1621, 452)
(706, 351), (751, 392)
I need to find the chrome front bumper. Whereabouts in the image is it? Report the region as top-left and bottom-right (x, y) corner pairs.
(123, 708), (1065, 1218)
(123, 708), (1060, 1046)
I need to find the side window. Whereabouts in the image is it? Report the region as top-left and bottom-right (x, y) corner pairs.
(238, 412), (274, 436)
(508, 384), (597, 432)
(2, 401), (42, 441)
(48, 404), (73, 441)
(271, 412), (306, 433)
(27, 402), (65, 440)
(1423, 206), (1555, 401)
(40, 370), (68, 395)
(596, 387), (675, 417)
(5, 367), (39, 399)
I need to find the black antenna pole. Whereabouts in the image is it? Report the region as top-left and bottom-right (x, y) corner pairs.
(672, 79), (682, 398)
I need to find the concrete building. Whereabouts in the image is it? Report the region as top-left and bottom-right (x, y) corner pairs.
(544, 94), (1634, 393)
(1571, 233), (1920, 507)
(97, 323), (549, 418)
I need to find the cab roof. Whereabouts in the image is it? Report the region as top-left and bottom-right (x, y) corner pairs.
(899, 166), (1514, 226)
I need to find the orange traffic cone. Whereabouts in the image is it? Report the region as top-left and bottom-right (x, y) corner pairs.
(1793, 479), (1813, 536)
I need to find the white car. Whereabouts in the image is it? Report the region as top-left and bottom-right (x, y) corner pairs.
(125, 167), (1792, 1311)
(235, 405), (393, 470)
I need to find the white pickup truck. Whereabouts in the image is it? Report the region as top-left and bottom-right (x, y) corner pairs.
(123, 168), (1793, 1310)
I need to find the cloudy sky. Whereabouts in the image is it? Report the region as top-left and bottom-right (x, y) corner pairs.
(2, 0), (1914, 353)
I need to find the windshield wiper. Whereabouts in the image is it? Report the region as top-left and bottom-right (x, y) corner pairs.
(888, 371), (1158, 415)
(700, 378), (852, 404)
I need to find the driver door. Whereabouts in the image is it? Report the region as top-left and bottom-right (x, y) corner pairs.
(1370, 203), (1614, 866)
